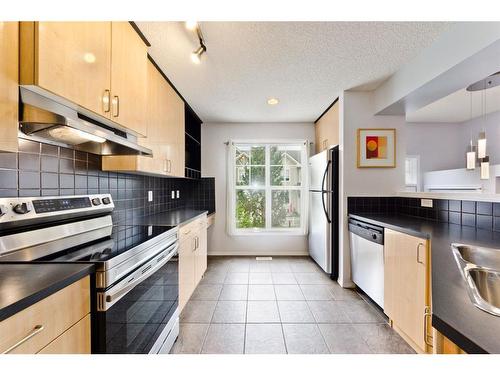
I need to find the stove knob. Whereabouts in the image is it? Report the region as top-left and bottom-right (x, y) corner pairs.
(91, 198), (101, 206)
(13, 203), (31, 214)
(102, 197), (111, 205)
(372, 233), (377, 240)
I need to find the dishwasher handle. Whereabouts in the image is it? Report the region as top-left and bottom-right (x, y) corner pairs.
(348, 218), (384, 245)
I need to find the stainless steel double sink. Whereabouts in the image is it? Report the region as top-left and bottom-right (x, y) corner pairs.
(452, 243), (500, 316)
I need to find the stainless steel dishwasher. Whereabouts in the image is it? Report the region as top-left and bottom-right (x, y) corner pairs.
(348, 218), (385, 308)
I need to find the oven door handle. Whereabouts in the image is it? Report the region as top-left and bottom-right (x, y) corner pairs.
(100, 243), (178, 311)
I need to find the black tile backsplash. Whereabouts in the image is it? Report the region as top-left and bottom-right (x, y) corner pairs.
(348, 196), (500, 233)
(0, 140), (216, 225)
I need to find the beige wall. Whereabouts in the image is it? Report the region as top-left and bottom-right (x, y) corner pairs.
(201, 122), (315, 256)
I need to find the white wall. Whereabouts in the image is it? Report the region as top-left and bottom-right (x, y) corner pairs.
(202, 122), (315, 256)
(339, 91), (407, 287)
(405, 111), (500, 191)
(405, 122), (465, 190)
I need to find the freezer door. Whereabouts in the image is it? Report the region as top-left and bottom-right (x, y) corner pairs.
(308, 191), (331, 273)
(309, 150), (328, 191)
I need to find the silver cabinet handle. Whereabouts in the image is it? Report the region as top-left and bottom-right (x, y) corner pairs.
(192, 237), (197, 252)
(102, 89), (111, 113)
(423, 306), (433, 347)
(3, 325), (45, 354)
(163, 159), (168, 173)
(112, 95), (119, 117)
(417, 243), (425, 265)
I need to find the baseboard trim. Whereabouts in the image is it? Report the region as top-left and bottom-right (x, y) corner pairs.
(208, 250), (309, 257)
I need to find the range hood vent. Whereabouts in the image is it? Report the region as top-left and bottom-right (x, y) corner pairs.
(19, 87), (152, 156)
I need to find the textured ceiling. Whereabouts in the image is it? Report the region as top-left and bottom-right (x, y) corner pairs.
(406, 85), (500, 123)
(137, 22), (450, 123)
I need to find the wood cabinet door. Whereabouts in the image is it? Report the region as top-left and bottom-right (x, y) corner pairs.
(195, 219), (208, 283)
(29, 22), (112, 118)
(161, 75), (185, 177)
(315, 100), (339, 154)
(38, 315), (91, 354)
(384, 229), (429, 352)
(0, 22), (19, 153)
(178, 233), (196, 312)
(110, 22), (147, 136)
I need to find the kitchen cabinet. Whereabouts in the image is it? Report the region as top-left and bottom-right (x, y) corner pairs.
(102, 58), (185, 177)
(432, 329), (466, 354)
(20, 21), (147, 136)
(20, 22), (112, 122)
(384, 228), (432, 354)
(0, 22), (19, 153)
(178, 214), (208, 312)
(314, 99), (339, 154)
(0, 276), (91, 354)
(109, 22), (148, 136)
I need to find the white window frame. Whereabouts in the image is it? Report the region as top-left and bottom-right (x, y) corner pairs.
(405, 155), (420, 192)
(227, 140), (309, 236)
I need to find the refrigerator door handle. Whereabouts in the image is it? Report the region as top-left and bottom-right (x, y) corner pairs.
(321, 159), (331, 192)
(321, 190), (332, 223)
(320, 159), (332, 223)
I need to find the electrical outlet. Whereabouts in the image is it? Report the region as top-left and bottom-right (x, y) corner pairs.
(176, 190), (180, 199)
(148, 226), (153, 236)
(171, 191), (175, 199)
(148, 191), (153, 202)
(421, 199), (433, 208)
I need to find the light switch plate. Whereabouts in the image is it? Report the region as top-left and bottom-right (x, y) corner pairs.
(171, 191), (175, 199)
(176, 190), (180, 199)
(148, 191), (153, 202)
(421, 199), (433, 208)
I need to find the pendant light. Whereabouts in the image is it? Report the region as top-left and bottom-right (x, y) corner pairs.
(478, 131), (487, 159)
(466, 92), (476, 170)
(481, 156), (490, 180)
(477, 80), (487, 158)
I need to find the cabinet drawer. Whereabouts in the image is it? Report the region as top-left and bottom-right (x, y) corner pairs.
(0, 276), (90, 354)
(38, 314), (91, 354)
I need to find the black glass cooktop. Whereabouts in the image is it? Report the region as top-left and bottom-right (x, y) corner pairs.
(47, 224), (176, 263)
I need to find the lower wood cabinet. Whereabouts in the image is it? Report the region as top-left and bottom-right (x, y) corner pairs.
(178, 214), (208, 312)
(0, 276), (91, 354)
(384, 228), (432, 354)
(432, 329), (466, 354)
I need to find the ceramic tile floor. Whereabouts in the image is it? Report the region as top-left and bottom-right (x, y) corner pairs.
(171, 256), (415, 354)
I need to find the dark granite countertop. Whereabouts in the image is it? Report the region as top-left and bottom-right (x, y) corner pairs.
(0, 263), (94, 322)
(135, 208), (209, 227)
(349, 213), (500, 354)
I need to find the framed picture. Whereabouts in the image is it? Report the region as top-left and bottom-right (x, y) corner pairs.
(357, 128), (396, 168)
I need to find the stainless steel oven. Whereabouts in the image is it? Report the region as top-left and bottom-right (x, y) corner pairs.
(0, 194), (180, 354)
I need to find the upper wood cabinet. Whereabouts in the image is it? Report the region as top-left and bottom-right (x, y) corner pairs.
(315, 100), (339, 154)
(20, 22), (147, 136)
(0, 22), (19, 153)
(102, 59), (185, 177)
(384, 228), (432, 353)
(20, 22), (112, 120)
(109, 22), (147, 137)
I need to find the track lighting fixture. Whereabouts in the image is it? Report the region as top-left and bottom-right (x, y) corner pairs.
(191, 45), (206, 64)
(185, 21), (207, 64)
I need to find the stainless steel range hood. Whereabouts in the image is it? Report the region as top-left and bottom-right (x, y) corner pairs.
(19, 87), (152, 156)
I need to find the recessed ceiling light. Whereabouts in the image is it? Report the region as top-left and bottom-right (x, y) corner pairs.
(267, 98), (279, 105)
(185, 21), (198, 31)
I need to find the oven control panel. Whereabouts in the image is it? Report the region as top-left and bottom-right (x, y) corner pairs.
(0, 194), (114, 228)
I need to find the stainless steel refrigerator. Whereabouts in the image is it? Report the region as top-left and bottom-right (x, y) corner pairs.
(308, 146), (339, 279)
